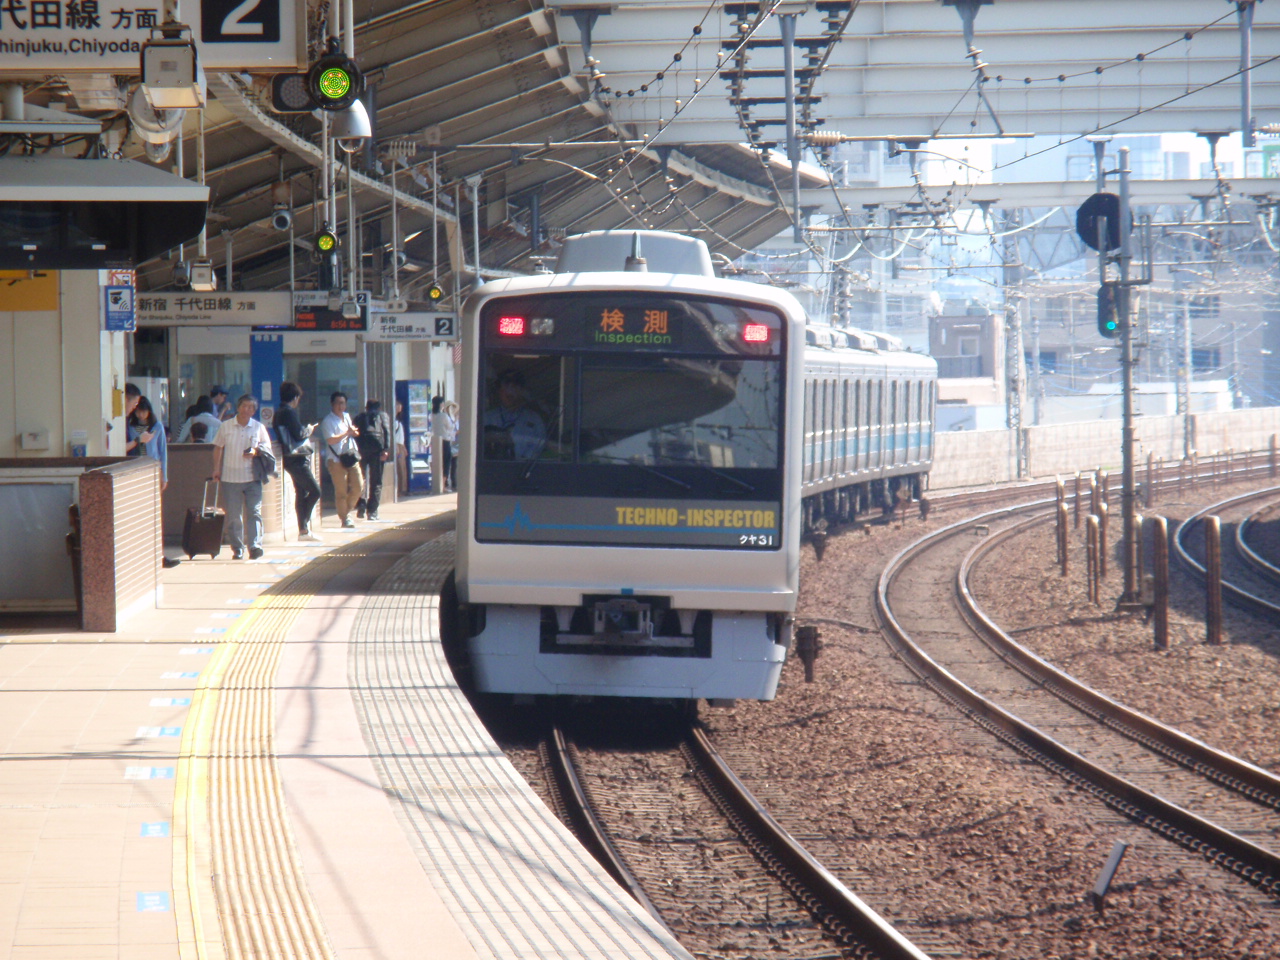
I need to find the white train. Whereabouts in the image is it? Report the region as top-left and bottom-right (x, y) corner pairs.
(450, 230), (935, 702)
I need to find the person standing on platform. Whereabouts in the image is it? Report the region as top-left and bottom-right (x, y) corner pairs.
(128, 396), (169, 490)
(274, 381), (322, 542)
(321, 391), (363, 529)
(123, 383), (143, 457)
(444, 401), (460, 491)
(211, 394), (272, 560)
(177, 395), (223, 442)
(210, 386), (234, 420)
(394, 400), (409, 496)
(431, 397), (458, 492)
(353, 399), (392, 521)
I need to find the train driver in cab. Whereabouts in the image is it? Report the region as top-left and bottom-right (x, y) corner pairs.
(482, 368), (546, 460)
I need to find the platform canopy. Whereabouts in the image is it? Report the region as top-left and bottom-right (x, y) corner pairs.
(552, 0), (1280, 142)
(51, 0), (1268, 293)
(0, 158), (209, 270)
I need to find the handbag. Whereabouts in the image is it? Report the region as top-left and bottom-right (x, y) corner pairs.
(328, 414), (360, 468)
(330, 441), (358, 468)
(276, 423), (313, 458)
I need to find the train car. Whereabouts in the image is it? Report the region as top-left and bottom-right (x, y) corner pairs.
(451, 229), (935, 703)
(799, 324), (936, 531)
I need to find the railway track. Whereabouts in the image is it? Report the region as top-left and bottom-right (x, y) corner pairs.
(920, 449), (1278, 520)
(1174, 486), (1280, 621)
(876, 499), (1280, 900)
(1239, 499), (1280, 576)
(540, 721), (931, 960)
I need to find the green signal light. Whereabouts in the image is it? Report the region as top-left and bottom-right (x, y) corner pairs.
(317, 66), (352, 101)
(427, 283), (445, 301)
(315, 231), (337, 253)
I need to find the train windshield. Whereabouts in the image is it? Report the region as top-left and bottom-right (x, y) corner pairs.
(474, 292), (786, 549)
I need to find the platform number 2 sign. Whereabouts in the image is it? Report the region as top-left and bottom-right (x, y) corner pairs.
(202, 0), (281, 43)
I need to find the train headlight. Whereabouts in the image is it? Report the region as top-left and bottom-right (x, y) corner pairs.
(530, 317), (555, 335)
(742, 323), (770, 343)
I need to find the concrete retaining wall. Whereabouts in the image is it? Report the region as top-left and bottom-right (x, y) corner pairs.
(931, 407), (1280, 489)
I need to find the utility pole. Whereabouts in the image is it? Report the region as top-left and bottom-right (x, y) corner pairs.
(781, 13), (802, 243)
(1031, 312), (1043, 425)
(1003, 209), (1026, 477)
(1180, 294), (1192, 456)
(1117, 146), (1139, 604)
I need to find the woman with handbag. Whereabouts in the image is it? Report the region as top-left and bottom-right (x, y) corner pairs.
(321, 391), (364, 529)
(275, 381), (322, 541)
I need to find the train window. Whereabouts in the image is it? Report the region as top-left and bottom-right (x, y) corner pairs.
(841, 380), (850, 472)
(804, 380), (814, 480)
(889, 382), (897, 429)
(824, 380), (833, 467)
(853, 380), (861, 468)
(480, 356), (575, 462)
(579, 355), (782, 469)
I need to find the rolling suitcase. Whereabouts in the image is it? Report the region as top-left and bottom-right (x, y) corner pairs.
(183, 480), (225, 559)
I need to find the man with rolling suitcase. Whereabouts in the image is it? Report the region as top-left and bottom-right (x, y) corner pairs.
(211, 394), (273, 560)
(182, 480), (226, 559)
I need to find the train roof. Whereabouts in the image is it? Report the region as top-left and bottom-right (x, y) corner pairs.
(555, 230), (716, 277)
(468, 269), (810, 325)
(804, 322), (936, 373)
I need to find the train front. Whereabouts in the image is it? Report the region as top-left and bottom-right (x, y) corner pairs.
(454, 236), (804, 702)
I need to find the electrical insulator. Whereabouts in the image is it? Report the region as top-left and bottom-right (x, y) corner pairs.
(805, 130), (846, 147)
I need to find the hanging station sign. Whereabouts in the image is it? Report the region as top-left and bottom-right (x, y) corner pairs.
(0, 0), (303, 71)
(363, 311), (457, 342)
(136, 290), (291, 326)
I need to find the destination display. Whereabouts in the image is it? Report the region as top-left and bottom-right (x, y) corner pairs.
(475, 495), (783, 549)
(482, 293), (783, 357)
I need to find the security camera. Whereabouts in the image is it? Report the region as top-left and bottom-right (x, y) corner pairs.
(340, 299), (362, 320)
(172, 260), (191, 287)
(189, 258), (217, 292)
(332, 100), (371, 154)
(271, 205), (293, 231)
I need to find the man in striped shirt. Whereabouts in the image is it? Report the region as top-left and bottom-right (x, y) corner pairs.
(212, 395), (273, 560)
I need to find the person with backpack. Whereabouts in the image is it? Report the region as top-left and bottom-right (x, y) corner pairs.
(353, 398), (392, 521)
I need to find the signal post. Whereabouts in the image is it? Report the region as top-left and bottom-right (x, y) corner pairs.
(1077, 146), (1148, 605)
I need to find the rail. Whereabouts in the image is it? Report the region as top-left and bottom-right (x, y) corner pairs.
(959, 510), (1280, 811)
(1238, 501), (1280, 585)
(1173, 486), (1280, 622)
(543, 723), (931, 960)
(540, 725), (671, 930)
(875, 501), (1280, 897)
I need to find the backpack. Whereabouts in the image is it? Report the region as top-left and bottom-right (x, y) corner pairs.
(354, 411), (389, 459)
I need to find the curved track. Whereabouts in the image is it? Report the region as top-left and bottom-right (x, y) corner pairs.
(541, 723), (931, 960)
(876, 502), (1280, 898)
(1174, 486), (1280, 621)
(1240, 500), (1280, 577)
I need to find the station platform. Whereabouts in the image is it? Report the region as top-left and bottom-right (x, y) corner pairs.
(0, 495), (689, 960)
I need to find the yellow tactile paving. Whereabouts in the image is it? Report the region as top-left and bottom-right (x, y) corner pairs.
(173, 520), (441, 960)
(0, 495), (456, 959)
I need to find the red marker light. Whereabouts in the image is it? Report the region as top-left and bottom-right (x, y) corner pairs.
(743, 323), (770, 343)
(498, 316), (526, 336)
